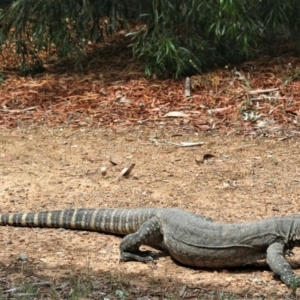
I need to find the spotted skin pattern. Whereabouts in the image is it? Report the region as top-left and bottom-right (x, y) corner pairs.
(1, 208), (300, 286)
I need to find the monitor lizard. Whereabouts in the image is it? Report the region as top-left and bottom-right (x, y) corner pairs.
(0, 207), (299, 286)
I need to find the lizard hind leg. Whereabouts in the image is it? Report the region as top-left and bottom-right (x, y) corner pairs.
(119, 216), (163, 263)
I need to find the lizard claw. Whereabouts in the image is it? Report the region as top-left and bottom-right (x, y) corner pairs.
(120, 250), (157, 263)
(285, 249), (295, 256)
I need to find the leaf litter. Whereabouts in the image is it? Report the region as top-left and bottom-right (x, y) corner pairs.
(0, 35), (300, 135)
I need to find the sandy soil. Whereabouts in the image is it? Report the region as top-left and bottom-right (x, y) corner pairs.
(0, 126), (300, 299)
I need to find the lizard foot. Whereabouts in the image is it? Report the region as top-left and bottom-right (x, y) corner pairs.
(120, 250), (158, 263)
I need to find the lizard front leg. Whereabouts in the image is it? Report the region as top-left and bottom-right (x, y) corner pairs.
(266, 242), (300, 286)
(119, 217), (163, 262)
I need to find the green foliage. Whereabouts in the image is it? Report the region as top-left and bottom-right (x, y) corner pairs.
(0, 72), (6, 84)
(128, 0), (218, 77)
(0, 0), (114, 74)
(289, 277), (298, 297)
(0, 0), (300, 77)
(129, 0), (300, 77)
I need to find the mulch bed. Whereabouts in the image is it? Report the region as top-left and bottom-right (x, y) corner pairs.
(1, 35), (300, 134)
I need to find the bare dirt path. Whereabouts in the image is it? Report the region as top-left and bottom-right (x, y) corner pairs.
(0, 126), (300, 299)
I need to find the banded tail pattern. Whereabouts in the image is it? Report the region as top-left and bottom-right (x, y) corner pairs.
(0, 208), (158, 235)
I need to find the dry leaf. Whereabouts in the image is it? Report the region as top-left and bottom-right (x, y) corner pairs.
(119, 163), (135, 177)
(163, 111), (190, 118)
(195, 153), (215, 164)
(207, 106), (232, 114)
(109, 157), (118, 166)
(119, 96), (131, 103)
(203, 153), (215, 161)
(168, 141), (204, 147)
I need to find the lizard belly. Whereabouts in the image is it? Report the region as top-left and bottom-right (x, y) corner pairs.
(166, 239), (266, 268)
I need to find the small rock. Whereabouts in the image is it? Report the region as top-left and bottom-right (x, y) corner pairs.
(18, 253), (28, 262)
(101, 166), (107, 176)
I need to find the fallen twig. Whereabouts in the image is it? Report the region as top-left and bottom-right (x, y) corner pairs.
(248, 88), (279, 95)
(0, 106), (39, 113)
(4, 281), (51, 294)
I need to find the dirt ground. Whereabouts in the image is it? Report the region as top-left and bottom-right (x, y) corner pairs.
(1, 126), (300, 299)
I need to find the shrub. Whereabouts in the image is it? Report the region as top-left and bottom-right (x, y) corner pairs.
(0, 0), (299, 77)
